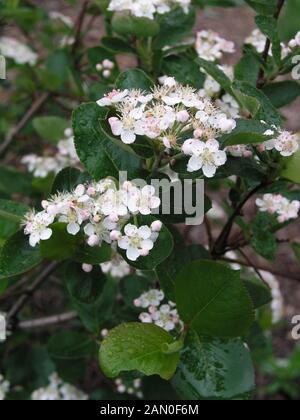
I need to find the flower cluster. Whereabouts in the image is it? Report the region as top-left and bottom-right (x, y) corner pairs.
(0, 36), (38, 66)
(114, 378), (143, 398)
(0, 374), (9, 401)
(97, 79), (236, 177)
(263, 129), (299, 157)
(195, 30), (235, 62)
(31, 373), (88, 400)
(245, 29), (289, 59)
(96, 59), (115, 79)
(22, 128), (80, 178)
(288, 31), (300, 49)
(256, 194), (300, 223)
(23, 179), (162, 262)
(134, 289), (183, 332)
(108, 0), (191, 19)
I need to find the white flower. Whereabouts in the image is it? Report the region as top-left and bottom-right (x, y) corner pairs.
(245, 29), (289, 59)
(117, 224), (155, 261)
(108, 0), (191, 19)
(97, 89), (129, 107)
(288, 31), (300, 49)
(101, 254), (131, 278)
(149, 304), (180, 331)
(23, 211), (54, 247)
(134, 289), (165, 308)
(108, 109), (145, 144)
(0, 36), (38, 65)
(0, 374), (10, 401)
(82, 263), (93, 273)
(31, 373), (88, 401)
(264, 130), (299, 157)
(256, 194), (300, 223)
(226, 144), (252, 158)
(195, 30), (235, 61)
(182, 138), (227, 177)
(127, 185), (161, 215)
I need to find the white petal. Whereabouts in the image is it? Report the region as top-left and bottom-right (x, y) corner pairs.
(124, 224), (137, 236)
(141, 239), (154, 251)
(187, 155), (202, 172)
(121, 130), (136, 144)
(202, 164), (217, 178)
(29, 232), (40, 247)
(67, 222), (80, 235)
(118, 237), (130, 250)
(138, 226), (152, 239)
(127, 246), (140, 261)
(40, 228), (52, 241)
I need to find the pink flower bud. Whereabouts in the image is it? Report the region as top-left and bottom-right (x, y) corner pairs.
(193, 129), (203, 138)
(140, 249), (150, 257)
(87, 187), (96, 195)
(82, 263), (93, 273)
(87, 234), (100, 247)
(151, 220), (162, 232)
(257, 144), (266, 153)
(95, 63), (103, 71)
(110, 230), (121, 241)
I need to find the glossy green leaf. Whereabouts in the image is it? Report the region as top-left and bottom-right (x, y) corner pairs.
(40, 223), (80, 261)
(73, 102), (141, 180)
(51, 167), (91, 194)
(255, 15), (281, 65)
(281, 142), (300, 184)
(115, 68), (154, 91)
(112, 12), (160, 38)
(172, 331), (255, 400)
(32, 116), (69, 144)
(243, 276), (272, 309)
(263, 81), (300, 108)
(64, 262), (106, 304)
(175, 260), (254, 338)
(99, 323), (180, 380)
(48, 331), (97, 360)
(0, 231), (42, 280)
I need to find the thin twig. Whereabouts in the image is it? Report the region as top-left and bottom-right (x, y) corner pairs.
(71, 0), (90, 56)
(7, 262), (60, 327)
(256, 0), (286, 88)
(238, 248), (269, 288)
(0, 92), (50, 156)
(222, 257), (299, 282)
(204, 216), (213, 251)
(18, 311), (78, 331)
(212, 183), (264, 257)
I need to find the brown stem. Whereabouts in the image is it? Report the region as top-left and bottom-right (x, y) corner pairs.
(18, 311), (78, 331)
(238, 248), (270, 288)
(256, 0), (286, 88)
(0, 92), (50, 156)
(7, 262), (60, 327)
(71, 0), (90, 56)
(222, 257), (299, 282)
(212, 183), (264, 258)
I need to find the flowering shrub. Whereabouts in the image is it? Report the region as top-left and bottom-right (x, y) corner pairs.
(0, 0), (300, 401)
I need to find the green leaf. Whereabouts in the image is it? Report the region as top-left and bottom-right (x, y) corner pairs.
(244, 0), (277, 15)
(115, 68), (154, 91)
(281, 141), (300, 184)
(51, 167), (91, 194)
(112, 12), (160, 38)
(48, 331), (96, 360)
(120, 216), (174, 271)
(46, 50), (71, 89)
(243, 276), (272, 309)
(101, 37), (135, 54)
(0, 199), (29, 223)
(221, 118), (268, 145)
(196, 57), (233, 93)
(162, 55), (205, 89)
(40, 223), (80, 261)
(263, 81), (300, 108)
(157, 231), (210, 300)
(0, 231), (42, 280)
(172, 331), (255, 400)
(154, 7), (196, 49)
(73, 102), (141, 180)
(235, 52), (260, 86)
(74, 241), (112, 265)
(232, 81), (283, 127)
(0, 166), (33, 196)
(255, 15), (281, 65)
(175, 260), (254, 338)
(251, 212), (278, 260)
(32, 116), (69, 144)
(73, 277), (118, 333)
(99, 323), (180, 380)
(64, 262), (106, 304)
